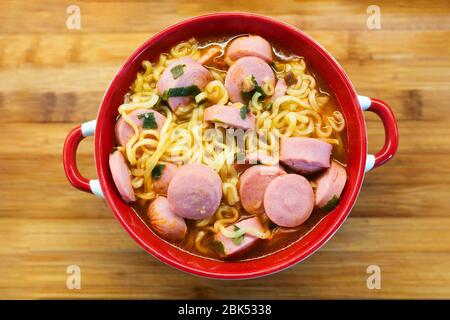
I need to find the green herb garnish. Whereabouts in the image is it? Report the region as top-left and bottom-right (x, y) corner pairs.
(231, 226), (245, 245)
(154, 96), (162, 107)
(138, 112), (158, 129)
(213, 240), (225, 256)
(240, 105), (250, 120)
(170, 64), (186, 80)
(321, 195), (340, 212)
(151, 163), (165, 179)
(164, 85), (201, 99)
(240, 75), (266, 102)
(162, 90), (169, 101)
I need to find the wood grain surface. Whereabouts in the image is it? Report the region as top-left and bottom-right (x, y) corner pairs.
(1, 0), (449, 299)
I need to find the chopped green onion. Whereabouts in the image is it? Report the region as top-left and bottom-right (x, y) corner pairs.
(195, 92), (208, 104)
(162, 90), (169, 101)
(164, 85), (201, 99)
(321, 195), (340, 212)
(240, 105), (250, 120)
(241, 75), (266, 102)
(137, 112), (158, 129)
(213, 240), (225, 255)
(170, 64), (186, 80)
(151, 163), (165, 179)
(231, 226), (245, 245)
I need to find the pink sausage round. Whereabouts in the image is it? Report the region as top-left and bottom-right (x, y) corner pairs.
(157, 56), (212, 111)
(114, 108), (166, 147)
(213, 216), (265, 258)
(204, 104), (256, 130)
(239, 165), (286, 215)
(270, 78), (287, 102)
(280, 137), (332, 174)
(109, 150), (135, 203)
(226, 35), (273, 63)
(148, 196), (187, 241)
(152, 162), (178, 195)
(225, 56), (275, 103)
(315, 161), (347, 208)
(167, 163), (222, 220)
(264, 174), (314, 227)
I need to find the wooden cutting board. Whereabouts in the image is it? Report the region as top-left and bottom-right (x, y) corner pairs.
(1, 0), (449, 299)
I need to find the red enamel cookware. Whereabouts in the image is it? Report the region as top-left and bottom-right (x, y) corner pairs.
(63, 13), (398, 279)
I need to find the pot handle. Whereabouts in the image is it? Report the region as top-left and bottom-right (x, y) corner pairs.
(358, 95), (399, 172)
(62, 120), (104, 197)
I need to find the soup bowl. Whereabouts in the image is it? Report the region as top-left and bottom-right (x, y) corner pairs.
(63, 13), (398, 279)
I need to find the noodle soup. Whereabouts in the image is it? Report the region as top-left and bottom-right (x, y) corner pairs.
(109, 35), (347, 261)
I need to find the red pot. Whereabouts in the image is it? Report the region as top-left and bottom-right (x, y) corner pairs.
(63, 13), (398, 279)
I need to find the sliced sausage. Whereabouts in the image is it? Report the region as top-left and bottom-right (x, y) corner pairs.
(280, 137), (332, 174)
(204, 104), (256, 130)
(152, 162), (178, 195)
(224, 56), (275, 103)
(264, 174), (314, 227)
(270, 78), (287, 102)
(225, 35), (273, 63)
(114, 108), (166, 147)
(315, 160), (347, 209)
(239, 165), (286, 215)
(213, 216), (264, 258)
(148, 196), (187, 241)
(167, 163), (222, 220)
(157, 56), (212, 111)
(109, 150), (135, 203)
